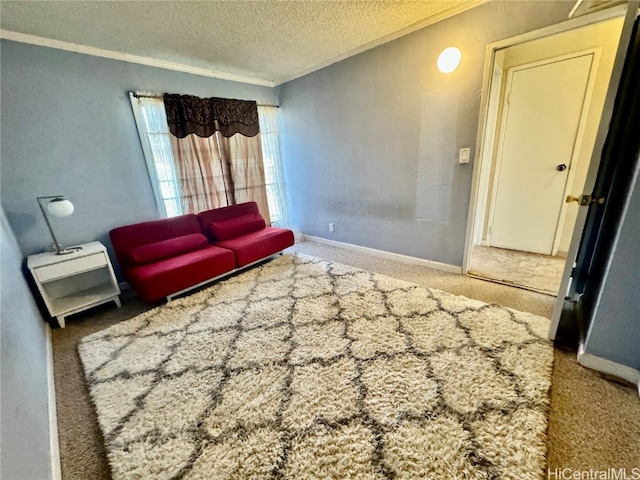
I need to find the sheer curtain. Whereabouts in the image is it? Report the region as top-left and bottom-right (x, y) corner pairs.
(130, 93), (183, 218)
(219, 132), (270, 216)
(168, 133), (232, 214)
(258, 106), (290, 228)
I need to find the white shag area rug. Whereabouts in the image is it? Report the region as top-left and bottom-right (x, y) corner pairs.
(79, 253), (554, 480)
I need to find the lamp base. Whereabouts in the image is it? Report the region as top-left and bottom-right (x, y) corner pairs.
(56, 246), (83, 255)
(49, 243), (83, 255)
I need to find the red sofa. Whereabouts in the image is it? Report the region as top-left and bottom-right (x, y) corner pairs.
(110, 202), (294, 302)
(198, 202), (294, 267)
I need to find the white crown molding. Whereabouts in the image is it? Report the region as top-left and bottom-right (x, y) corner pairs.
(0, 29), (276, 87)
(273, 0), (488, 86)
(1, 1), (486, 89)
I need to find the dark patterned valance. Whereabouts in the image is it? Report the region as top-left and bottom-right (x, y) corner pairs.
(163, 94), (259, 138)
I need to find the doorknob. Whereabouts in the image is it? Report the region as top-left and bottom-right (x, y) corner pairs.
(557, 164), (567, 171)
(566, 194), (606, 205)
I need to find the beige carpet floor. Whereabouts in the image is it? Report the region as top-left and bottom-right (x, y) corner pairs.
(52, 240), (640, 480)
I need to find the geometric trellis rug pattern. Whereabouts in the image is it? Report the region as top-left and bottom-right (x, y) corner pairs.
(78, 253), (554, 480)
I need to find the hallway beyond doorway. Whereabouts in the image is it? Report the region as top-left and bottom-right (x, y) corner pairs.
(469, 246), (566, 295)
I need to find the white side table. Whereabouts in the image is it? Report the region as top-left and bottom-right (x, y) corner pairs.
(27, 241), (121, 328)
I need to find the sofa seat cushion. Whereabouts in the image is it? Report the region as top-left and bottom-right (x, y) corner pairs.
(208, 212), (266, 242)
(215, 227), (294, 267)
(125, 246), (235, 302)
(128, 233), (209, 265)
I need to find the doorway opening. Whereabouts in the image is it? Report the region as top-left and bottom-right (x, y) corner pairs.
(464, 15), (624, 296)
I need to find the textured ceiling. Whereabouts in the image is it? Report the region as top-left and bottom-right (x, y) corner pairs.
(0, 0), (482, 85)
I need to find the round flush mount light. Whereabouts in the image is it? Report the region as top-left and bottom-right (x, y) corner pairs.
(437, 47), (462, 73)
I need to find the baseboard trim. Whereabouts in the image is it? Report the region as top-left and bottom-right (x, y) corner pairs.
(578, 344), (640, 395)
(46, 325), (62, 480)
(302, 235), (462, 274)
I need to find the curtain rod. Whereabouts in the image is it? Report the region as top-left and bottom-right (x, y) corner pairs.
(130, 92), (279, 108)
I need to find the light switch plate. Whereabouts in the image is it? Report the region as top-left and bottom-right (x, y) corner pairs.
(459, 148), (471, 164)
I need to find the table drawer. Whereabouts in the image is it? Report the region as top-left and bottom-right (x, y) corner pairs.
(35, 253), (107, 283)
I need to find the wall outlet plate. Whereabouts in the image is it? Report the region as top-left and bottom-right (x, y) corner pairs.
(329, 223), (335, 232)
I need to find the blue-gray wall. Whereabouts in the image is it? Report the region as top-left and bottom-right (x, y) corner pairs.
(0, 40), (277, 264)
(1, 207), (54, 480)
(2, 3), (637, 378)
(279, 1), (573, 266)
(584, 163), (640, 370)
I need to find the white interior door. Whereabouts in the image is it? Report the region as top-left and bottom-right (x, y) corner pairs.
(488, 54), (593, 254)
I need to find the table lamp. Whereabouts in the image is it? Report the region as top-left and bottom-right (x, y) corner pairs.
(36, 196), (82, 255)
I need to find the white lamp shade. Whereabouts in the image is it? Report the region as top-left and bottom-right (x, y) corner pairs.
(437, 47), (462, 73)
(47, 198), (74, 217)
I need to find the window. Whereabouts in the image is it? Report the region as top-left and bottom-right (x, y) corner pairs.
(130, 93), (182, 218)
(257, 105), (288, 226)
(130, 93), (289, 226)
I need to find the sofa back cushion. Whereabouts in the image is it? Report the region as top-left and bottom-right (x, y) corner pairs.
(197, 202), (267, 242)
(127, 233), (209, 265)
(110, 214), (202, 267)
(208, 212), (266, 242)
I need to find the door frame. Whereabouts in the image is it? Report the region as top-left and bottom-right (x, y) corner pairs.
(484, 50), (600, 255)
(462, 4), (627, 274)
(548, 3), (640, 340)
